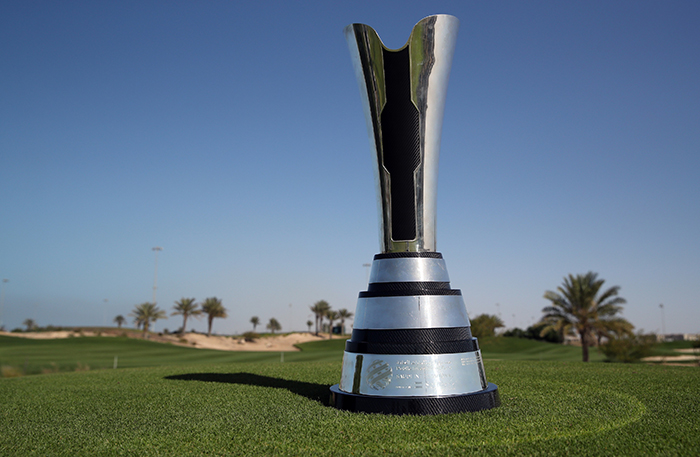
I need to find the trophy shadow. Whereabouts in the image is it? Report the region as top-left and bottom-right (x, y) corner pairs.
(164, 372), (332, 405)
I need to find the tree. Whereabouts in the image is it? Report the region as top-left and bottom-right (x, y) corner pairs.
(250, 316), (260, 331)
(470, 314), (504, 338)
(306, 320), (313, 333)
(23, 318), (36, 332)
(542, 272), (627, 362)
(326, 310), (339, 338)
(266, 317), (281, 334)
(310, 300), (330, 336)
(171, 298), (201, 334)
(201, 297), (227, 337)
(129, 302), (166, 338)
(337, 308), (354, 335)
(113, 315), (126, 329)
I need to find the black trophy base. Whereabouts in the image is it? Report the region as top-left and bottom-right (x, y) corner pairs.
(329, 383), (499, 416)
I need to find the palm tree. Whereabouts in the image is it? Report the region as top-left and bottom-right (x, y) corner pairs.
(306, 320), (313, 333)
(250, 316), (260, 331)
(23, 318), (36, 332)
(310, 300), (330, 336)
(172, 298), (201, 334)
(326, 310), (339, 339)
(201, 297), (227, 337)
(266, 317), (281, 334)
(541, 272), (627, 362)
(113, 315), (126, 329)
(129, 302), (167, 338)
(337, 308), (354, 335)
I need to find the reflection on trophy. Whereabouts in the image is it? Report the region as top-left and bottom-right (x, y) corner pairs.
(330, 15), (500, 415)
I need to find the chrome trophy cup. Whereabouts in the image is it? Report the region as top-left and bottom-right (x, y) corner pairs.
(330, 15), (500, 415)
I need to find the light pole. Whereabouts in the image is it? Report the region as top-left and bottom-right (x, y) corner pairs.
(103, 299), (108, 327)
(0, 279), (8, 330)
(152, 247), (163, 331)
(363, 263), (371, 284)
(659, 304), (665, 341)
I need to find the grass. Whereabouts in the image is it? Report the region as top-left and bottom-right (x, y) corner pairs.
(0, 357), (698, 455)
(0, 334), (606, 377)
(649, 339), (698, 356)
(0, 335), (344, 375)
(1, 335), (697, 454)
(478, 336), (606, 362)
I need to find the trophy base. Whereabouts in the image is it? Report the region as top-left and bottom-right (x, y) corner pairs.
(330, 383), (499, 415)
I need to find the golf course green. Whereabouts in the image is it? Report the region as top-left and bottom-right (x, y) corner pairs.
(0, 334), (698, 455)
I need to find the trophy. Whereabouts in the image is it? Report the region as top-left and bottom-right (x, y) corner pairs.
(330, 15), (500, 415)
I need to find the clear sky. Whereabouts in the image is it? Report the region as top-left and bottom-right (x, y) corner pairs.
(1, 1), (698, 336)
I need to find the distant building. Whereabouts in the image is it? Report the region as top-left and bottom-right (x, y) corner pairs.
(563, 335), (580, 345)
(658, 333), (699, 342)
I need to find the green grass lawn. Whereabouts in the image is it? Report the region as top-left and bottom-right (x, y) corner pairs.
(1, 357), (698, 456)
(478, 336), (606, 362)
(649, 339), (698, 356)
(0, 334), (609, 377)
(0, 337), (700, 456)
(0, 335), (345, 376)
(1, 335), (699, 455)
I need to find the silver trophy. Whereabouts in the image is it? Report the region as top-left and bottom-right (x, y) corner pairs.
(330, 15), (500, 415)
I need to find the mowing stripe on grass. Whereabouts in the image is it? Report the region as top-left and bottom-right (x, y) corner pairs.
(0, 360), (697, 455)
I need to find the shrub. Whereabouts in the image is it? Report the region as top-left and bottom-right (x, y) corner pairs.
(242, 331), (259, 342)
(526, 322), (564, 343)
(692, 340), (700, 349)
(599, 333), (656, 363)
(470, 314), (504, 338)
(502, 323), (563, 343)
(1, 365), (22, 377)
(503, 327), (527, 338)
(41, 363), (59, 375)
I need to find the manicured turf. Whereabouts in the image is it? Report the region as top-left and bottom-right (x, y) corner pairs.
(0, 358), (697, 456)
(0, 335), (344, 375)
(478, 336), (606, 362)
(0, 334), (606, 377)
(649, 339), (697, 356)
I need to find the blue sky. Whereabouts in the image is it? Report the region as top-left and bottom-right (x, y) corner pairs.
(1, 1), (698, 335)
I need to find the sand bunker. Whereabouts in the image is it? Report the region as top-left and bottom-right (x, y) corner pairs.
(166, 331), (334, 351)
(0, 330), (336, 352)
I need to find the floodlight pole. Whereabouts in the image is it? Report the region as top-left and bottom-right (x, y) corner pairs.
(0, 279), (8, 330)
(659, 304), (665, 340)
(152, 247), (163, 331)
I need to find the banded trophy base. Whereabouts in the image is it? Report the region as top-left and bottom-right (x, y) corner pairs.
(330, 383), (499, 415)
